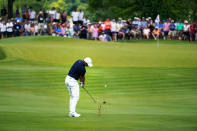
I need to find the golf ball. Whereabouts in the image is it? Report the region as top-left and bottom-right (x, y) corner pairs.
(104, 84), (107, 88)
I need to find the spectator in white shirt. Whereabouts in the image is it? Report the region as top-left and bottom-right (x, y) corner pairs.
(71, 9), (79, 25)
(6, 19), (14, 37)
(143, 26), (150, 39)
(111, 19), (117, 41)
(55, 9), (61, 23)
(24, 21), (31, 36)
(0, 20), (7, 39)
(78, 10), (84, 25)
(29, 7), (36, 22)
(182, 20), (190, 40)
(48, 7), (56, 22)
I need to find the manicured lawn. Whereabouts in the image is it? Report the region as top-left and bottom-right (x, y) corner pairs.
(0, 36), (197, 131)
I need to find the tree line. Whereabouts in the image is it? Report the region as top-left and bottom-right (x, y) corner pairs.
(88, 0), (197, 21)
(1, 0), (197, 22)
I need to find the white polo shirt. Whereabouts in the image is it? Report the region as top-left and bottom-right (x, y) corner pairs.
(78, 11), (84, 21)
(1, 24), (6, 32)
(111, 22), (117, 32)
(6, 22), (13, 32)
(72, 11), (79, 22)
(30, 10), (36, 19)
(25, 23), (31, 32)
(55, 12), (61, 20)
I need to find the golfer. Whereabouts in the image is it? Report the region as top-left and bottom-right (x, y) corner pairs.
(65, 57), (93, 117)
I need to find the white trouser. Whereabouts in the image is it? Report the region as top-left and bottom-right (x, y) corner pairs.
(65, 75), (79, 113)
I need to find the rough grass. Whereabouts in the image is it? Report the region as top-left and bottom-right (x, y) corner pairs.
(0, 36), (197, 131)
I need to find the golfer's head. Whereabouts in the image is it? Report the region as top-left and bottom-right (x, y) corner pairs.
(84, 57), (93, 67)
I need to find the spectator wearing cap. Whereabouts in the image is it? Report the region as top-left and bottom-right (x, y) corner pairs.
(116, 20), (123, 40)
(168, 20), (176, 40)
(141, 17), (147, 29)
(98, 21), (103, 36)
(119, 21), (127, 40)
(132, 17), (138, 27)
(182, 20), (190, 40)
(152, 27), (160, 40)
(37, 11), (44, 35)
(111, 19), (117, 42)
(13, 20), (21, 36)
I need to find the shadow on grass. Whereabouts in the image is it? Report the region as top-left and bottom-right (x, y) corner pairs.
(0, 47), (6, 60)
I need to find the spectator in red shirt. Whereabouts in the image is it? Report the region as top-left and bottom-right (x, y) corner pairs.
(104, 18), (111, 36)
(98, 21), (103, 36)
(190, 22), (196, 42)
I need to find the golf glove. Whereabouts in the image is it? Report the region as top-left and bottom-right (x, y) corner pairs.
(80, 82), (84, 87)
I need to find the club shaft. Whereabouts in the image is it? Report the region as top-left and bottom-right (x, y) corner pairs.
(83, 88), (97, 103)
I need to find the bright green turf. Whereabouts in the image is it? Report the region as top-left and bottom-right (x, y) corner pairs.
(0, 36), (197, 131)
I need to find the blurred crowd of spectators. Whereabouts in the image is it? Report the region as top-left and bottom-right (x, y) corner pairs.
(0, 6), (197, 42)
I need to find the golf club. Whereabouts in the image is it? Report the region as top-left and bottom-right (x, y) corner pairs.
(83, 88), (97, 103)
(83, 88), (107, 116)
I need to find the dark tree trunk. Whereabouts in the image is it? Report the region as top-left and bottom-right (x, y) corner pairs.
(8, 0), (13, 19)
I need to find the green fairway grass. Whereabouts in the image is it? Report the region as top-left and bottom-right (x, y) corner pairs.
(0, 36), (197, 131)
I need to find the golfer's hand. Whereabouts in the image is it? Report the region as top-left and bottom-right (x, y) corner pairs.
(80, 82), (85, 88)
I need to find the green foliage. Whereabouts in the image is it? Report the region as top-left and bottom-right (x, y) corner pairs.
(88, 0), (197, 21)
(1, 0), (196, 21)
(0, 0), (88, 16)
(48, 0), (68, 11)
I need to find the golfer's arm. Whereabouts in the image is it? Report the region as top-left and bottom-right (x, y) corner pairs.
(80, 75), (85, 83)
(80, 75), (85, 88)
